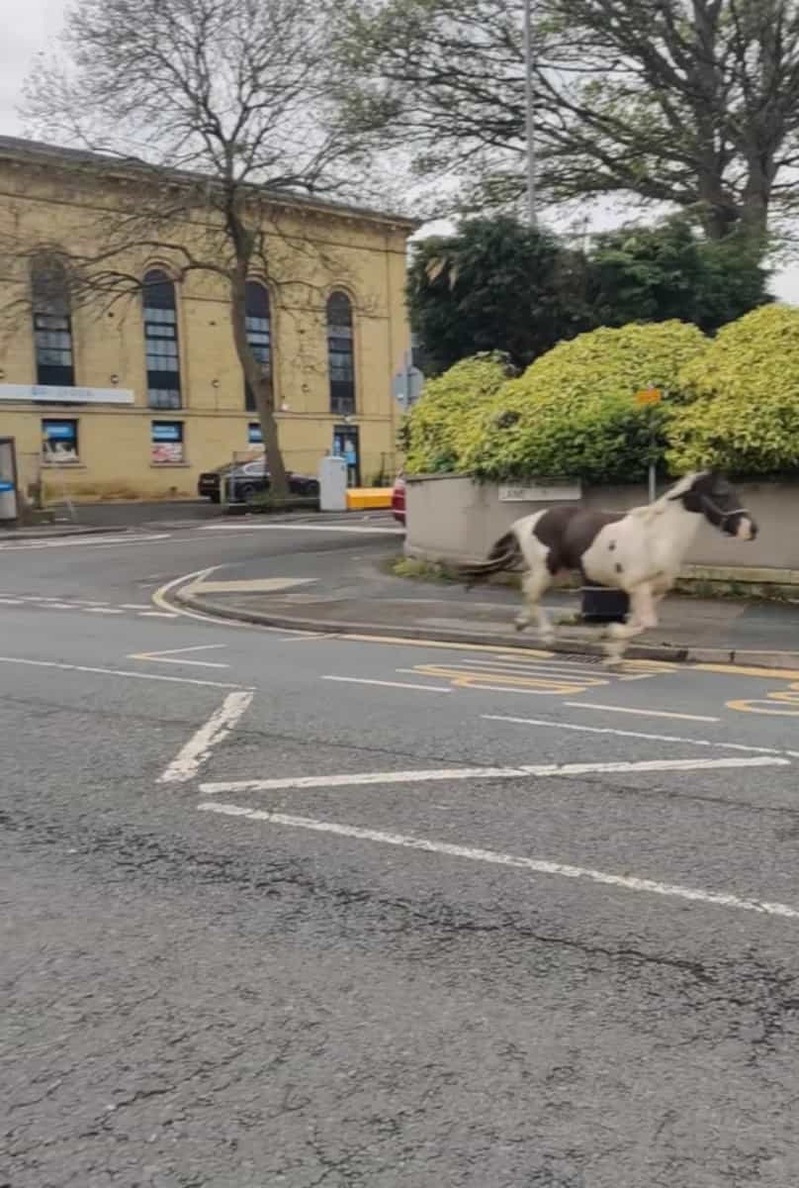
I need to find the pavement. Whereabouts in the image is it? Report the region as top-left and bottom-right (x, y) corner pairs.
(168, 533), (799, 669)
(3, 520), (799, 1187)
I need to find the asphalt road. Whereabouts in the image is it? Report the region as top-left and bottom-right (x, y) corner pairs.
(3, 522), (799, 1188)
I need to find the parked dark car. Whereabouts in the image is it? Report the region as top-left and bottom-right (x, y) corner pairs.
(197, 458), (320, 504)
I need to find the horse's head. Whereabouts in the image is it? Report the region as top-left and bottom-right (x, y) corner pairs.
(670, 471), (758, 540)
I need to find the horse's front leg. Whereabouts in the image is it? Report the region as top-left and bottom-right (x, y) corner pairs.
(601, 583), (658, 666)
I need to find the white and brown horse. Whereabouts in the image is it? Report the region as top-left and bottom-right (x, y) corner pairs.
(461, 472), (757, 664)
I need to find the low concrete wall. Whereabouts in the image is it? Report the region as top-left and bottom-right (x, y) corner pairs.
(404, 474), (799, 577)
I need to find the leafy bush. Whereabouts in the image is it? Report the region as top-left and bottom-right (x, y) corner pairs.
(667, 305), (799, 475)
(401, 351), (512, 474)
(462, 321), (708, 483)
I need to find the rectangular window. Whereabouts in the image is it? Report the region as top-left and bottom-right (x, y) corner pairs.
(34, 313), (75, 387)
(145, 307), (181, 410)
(42, 418), (79, 464)
(151, 420), (185, 464)
(248, 422), (263, 445)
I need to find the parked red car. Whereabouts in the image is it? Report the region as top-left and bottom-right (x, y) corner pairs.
(391, 473), (406, 525)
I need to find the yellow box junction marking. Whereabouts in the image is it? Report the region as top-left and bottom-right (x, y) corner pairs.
(727, 680), (799, 717)
(405, 655), (676, 697)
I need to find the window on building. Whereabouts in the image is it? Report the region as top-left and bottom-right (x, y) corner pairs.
(151, 420), (185, 464)
(244, 281), (272, 412)
(42, 418), (79, 464)
(248, 422), (263, 445)
(143, 269), (182, 410)
(31, 257), (75, 388)
(326, 291), (356, 415)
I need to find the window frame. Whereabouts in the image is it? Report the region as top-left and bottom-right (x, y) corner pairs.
(326, 290), (356, 416)
(41, 417), (80, 465)
(150, 419), (186, 465)
(31, 258), (75, 388)
(244, 280), (273, 412)
(143, 268), (182, 411)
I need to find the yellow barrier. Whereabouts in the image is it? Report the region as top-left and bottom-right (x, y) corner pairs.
(346, 487), (393, 510)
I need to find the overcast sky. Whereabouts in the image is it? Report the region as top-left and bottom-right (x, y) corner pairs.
(2, 0), (798, 302)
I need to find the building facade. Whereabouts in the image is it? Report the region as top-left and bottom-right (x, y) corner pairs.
(0, 137), (416, 501)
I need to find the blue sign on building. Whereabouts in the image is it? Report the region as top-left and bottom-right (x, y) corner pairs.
(248, 423), (263, 444)
(151, 422), (182, 442)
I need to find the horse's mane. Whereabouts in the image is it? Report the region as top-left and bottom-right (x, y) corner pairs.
(625, 473), (703, 522)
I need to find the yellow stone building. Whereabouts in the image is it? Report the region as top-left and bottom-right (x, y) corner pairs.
(0, 136), (417, 500)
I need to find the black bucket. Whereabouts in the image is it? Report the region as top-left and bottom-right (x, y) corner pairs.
(581, 584), (630, 624)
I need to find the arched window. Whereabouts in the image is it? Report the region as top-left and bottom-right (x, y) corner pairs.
(326, 291), (355, 415)
(143, 268), (181, 409)
(244, 280), (272, 411)
(31, 256), (75, 388)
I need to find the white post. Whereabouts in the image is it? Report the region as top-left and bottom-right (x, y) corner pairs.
(523, 0), (537, 227)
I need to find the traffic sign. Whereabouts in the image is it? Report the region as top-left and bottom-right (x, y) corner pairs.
(635, 387), (662, 405)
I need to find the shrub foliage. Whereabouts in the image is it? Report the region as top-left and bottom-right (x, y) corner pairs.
(404, 321), (709, 484)
(666, 305), (799, 476)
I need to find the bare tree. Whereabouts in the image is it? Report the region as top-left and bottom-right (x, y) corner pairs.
(17, 0), (376, 497)
(334, 0), (799, 241)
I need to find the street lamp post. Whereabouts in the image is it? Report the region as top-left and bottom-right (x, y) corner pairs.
(522, 0), (537, 227)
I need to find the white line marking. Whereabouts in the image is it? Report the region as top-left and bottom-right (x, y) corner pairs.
(564, 702), (720, 723)
(0, 597), (23, 605)
(0, 655), (248, 690)
(151, 568), (322, 635)
(160, 690), (254, 784)
(0, 533), (171, 550)
(120, 603), (154, 610)
(198, 802), (799, 921)
(483, 713), (789, 756)
(201, 523), (403, 535)
(128, 644), (229, 669)
(320, 675), (451, 694)
(84, 606), (125, 615)
(199, 754), (786, 796)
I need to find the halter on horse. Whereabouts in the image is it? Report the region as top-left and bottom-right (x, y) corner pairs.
(460, 471), (758, 665)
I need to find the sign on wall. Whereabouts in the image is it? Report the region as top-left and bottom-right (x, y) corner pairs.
(499, 483), (581, 503)
(0, 384), (134, 405)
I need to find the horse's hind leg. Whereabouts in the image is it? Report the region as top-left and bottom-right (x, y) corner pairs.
(515, 567), (554, 641)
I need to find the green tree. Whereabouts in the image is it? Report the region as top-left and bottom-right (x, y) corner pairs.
(408, 216), (590, 375)
(587, 218), (772, 334)
(16, 0), (366, 499)
(334, 0), (799, 239)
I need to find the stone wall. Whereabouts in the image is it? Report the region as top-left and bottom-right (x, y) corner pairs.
(404, 474), (799, 577)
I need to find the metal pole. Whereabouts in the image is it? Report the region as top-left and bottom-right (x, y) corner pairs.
(522, 0), (537, 226)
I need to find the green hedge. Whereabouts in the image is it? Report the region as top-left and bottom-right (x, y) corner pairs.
(401, 351), (511, 475)
(666, 305), (799, 475)
(404, 321), (708, 484)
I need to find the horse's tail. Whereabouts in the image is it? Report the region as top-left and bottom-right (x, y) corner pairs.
(457, 530), (522, 589)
